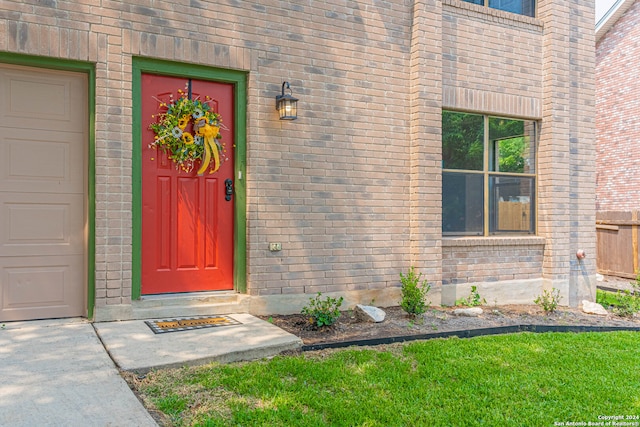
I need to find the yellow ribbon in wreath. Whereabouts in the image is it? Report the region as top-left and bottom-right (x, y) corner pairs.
(194, 118), (220, 175)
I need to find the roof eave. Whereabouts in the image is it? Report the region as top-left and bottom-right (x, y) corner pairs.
(596, 0), (636, 42)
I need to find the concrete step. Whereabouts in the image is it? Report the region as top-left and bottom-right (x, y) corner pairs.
(131, 292), (250, 320)
(95, 313), (303, 372)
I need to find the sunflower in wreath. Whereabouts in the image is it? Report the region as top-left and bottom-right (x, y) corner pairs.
(149, 91), (226, 175)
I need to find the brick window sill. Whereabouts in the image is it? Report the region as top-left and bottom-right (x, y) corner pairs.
(442, 236), (546, 247)
(443, 0), (543, 29)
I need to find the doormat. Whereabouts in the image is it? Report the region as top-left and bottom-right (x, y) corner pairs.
(145, 315), (242, 334)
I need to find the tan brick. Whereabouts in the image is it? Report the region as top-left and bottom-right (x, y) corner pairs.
(0, 0), (594, 314)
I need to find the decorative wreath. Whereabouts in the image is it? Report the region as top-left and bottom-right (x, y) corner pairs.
(149, 89), (226, 175)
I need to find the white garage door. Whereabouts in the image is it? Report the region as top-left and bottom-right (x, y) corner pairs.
(0, 63), (87, 321)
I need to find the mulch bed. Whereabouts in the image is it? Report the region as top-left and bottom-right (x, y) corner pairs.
(262, 304), (640, 350)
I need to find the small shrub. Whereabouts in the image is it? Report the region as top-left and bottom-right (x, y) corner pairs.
(597, 274), (640, 318)
(534, 288), (562, 313)
(301, 292), (344, 327)
(612, 287), (640, 318)
(456, 285), (486, 307)
(399, 266), (431, 316)
(612, 291), (638, 317)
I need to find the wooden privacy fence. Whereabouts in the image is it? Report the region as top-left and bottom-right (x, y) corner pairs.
(596, 210), (640, 279)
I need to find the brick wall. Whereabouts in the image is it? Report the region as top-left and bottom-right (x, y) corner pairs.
(243, 2), (414, 297)
(596, 0), (640, 211)
(437, 1), (546, 287)
(409, 0), (443, 286)
(0, 0), (416, 308)
(538, 0), (596, 305)
(442, 238), (545, 285)
(442, 0), (543, 117)
(440, 0), (595, 301)
(0, 0), (596, 317)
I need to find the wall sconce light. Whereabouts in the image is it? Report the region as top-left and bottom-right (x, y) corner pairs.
(275, 81), (298, 120)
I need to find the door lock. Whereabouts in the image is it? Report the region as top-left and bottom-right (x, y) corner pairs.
(225, 179), (233, 201)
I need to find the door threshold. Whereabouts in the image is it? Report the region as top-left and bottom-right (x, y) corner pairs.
(140, 290), (237, 301)
(131, 292), (250, 320)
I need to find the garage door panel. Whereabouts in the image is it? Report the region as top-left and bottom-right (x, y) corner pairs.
(0, 129), (84, 193)
(0, 193), (84, 257)
(0, 66), (87, 132)
(0, 63), (87, 322)
(0, 255), (84, 321)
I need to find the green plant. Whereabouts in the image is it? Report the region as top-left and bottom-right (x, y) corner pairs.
(534, 288), (562, 313)
(456, 285), (486, 307)
(407, 319), (415, 329)
(596, 289), (614, 306)
(301, 292), (344, 327)
(612, 290), (639, 317)
(614, 278), (640, 317)
(597, 275), (640, 318)
(399, 266), (431, 316)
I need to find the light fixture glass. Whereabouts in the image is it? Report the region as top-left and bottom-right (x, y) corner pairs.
(275, 81), (298, 120)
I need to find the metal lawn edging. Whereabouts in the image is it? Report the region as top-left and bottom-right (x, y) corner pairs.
(300, 324), (640, 352)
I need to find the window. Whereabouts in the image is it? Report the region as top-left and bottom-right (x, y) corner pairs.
(462, 0), (536, 17)
(442, 111), (538, 236)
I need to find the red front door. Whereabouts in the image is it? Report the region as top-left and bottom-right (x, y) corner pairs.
(141, 74), (234, 294)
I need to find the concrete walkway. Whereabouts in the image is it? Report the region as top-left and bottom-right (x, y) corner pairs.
(0, 314), (302, 427)
(597, 274), (637, 292)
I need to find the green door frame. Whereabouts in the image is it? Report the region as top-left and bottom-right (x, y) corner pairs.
(0, 52), (96, 319)
(131, 57), (247, 299)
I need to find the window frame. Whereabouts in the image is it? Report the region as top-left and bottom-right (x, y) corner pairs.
(442, 111), (538, 237)
(461, 0), (537, 18)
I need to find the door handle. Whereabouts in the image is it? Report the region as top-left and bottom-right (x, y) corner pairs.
(225, 179), (233, 201)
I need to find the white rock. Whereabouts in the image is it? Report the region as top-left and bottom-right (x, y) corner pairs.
(453, 307), (483, 317)
(596, 273), (604, 282)
(354, 304), (386, 323)
(582, 300), (608, 316)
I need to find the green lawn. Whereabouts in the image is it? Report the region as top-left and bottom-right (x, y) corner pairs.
(135, 332), (640, 427)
